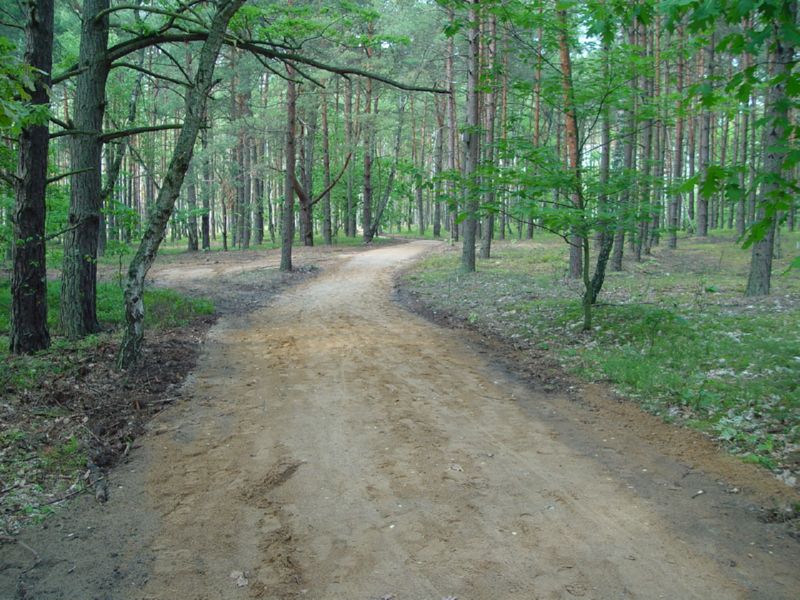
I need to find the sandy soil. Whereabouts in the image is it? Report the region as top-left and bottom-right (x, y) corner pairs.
(3, 241), (799, 599)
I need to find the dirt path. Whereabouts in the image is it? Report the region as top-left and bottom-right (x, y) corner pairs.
(130, 241), (798, 599)
(4, 241), (798, 599)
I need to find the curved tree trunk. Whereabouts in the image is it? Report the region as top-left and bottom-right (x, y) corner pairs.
(118, 0), (246, 368)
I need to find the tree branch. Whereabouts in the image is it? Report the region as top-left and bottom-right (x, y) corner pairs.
(56, 31), (449, 94)
(50, 129), (96, 139)
(110, 61), (190, 87)
(0, 170), (20, 187)
(46, 168), (94, 186)
(95, 3), (206, 28)
(310, 152), (352, 206)
(101, 123), (184, 142)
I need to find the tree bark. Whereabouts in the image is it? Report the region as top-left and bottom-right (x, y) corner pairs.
(745, 2), (795, 296)
(321, 89), (333, 244)
(186, 162), (199, 251)
(668, 28), (685, 250)
(433, 98), (445, 238)
(200, 125), (212, 249)
(558, 11), (583, 280)
(10, 0), (54, 354)
(589, 30), (614, 302)
(697, 34), (714, 236)
(118, 0), (246, 368)
(299, 93), (317, 246)
(281, 65), (297, 271)
(557, 9), (592, 328)
(362, 80), (374, 242)
(60, 0), (109, 338)
(460, 0), (481, 272)
(479, 15), (497, 260)
(446, 10), (459, 243)
(344, 79), (355, 237)
(254, 140), (265, 245)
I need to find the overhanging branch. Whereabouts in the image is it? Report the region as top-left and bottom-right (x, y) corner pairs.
(101, 123), (184, 142)
(55, 31), (450, 95)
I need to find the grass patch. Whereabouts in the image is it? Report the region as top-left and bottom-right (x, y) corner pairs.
(0, 278), (214, 336)
(0, 278), (213, 392)
(401, 233), (800, 476)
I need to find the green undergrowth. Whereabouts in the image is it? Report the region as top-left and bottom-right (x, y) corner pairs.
(402, 233), (800, 478)
(0, 278), (214, 388)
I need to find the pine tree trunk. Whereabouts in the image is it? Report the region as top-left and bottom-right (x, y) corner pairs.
(242, 134), (252, 249)
(460, 0), (481, 272)
(186, 163), (199, 251)
(745, 2), (795, 296)
(10, 0), (54, 354)
(668, 28), (684, 250)
(299, 96), (317, 246)
(433, 98), (444, 238)
(589, 32), (614, 301)
(201, 126), (212, 249)
(446, 11), (459, 243)
(321, 90), (333, 245)
(362, 80), (374, 242)
(254, 141), (264, 245)
(697, 35), (714, 236)
(281, 66), (297, 271)
(61, 0), (109, 338)
(479, 16), (497, 260)
(558, 11), (583, 280)
(344, 79), (355, 237)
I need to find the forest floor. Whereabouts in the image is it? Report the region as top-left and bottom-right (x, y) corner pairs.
(2, 240), (799, 599)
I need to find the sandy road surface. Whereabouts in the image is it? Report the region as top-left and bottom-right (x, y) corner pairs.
(120, 241), (796, 600)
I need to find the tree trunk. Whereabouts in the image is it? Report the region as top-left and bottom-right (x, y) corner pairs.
(446, 10), (459, 243)
(362, 80), (374, 242)
(186, 162), (199, 251)
(201, 125), (212, 249)
(460, 0), (481, 272)
(557, 9), (591, 328)
(589, 31), (614, 302)
(344, 79), (355, 237)
(61, 0), (109, 338)
(241, 133), (252, 249)
(668, 28), (684, 249)
(299, 94), (317, 246)
(281, 66), (297, 271)
(479, 16), (497, 260)
(118, 0), (246, 368)
(10, 0), (54, 354)
(745, 2), (795, 296)
(321, 89), (333, 245)
(558, 12), (583, 280)
(636, 23), (655, 262)
(697, 35), (714, 236)
(433, 98), (445, 238)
